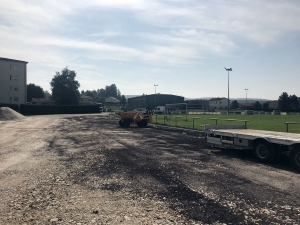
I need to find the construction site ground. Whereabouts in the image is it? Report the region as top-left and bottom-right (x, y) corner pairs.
(0, 113), (299, 225)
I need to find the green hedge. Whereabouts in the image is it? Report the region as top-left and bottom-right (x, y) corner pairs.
(0, 103), (19, 112)
(20, 104), (100, 115)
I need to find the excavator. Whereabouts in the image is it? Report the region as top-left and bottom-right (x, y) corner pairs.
(118, 109), (152, 128)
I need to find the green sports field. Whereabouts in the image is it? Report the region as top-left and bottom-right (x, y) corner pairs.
(152, 113), (300, 133)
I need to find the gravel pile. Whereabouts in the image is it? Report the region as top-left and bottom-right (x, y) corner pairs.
(0, 107), (25, 121)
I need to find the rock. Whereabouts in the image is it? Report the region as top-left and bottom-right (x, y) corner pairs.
(92, 210), (99, 214)
(50, 218), (58, 222)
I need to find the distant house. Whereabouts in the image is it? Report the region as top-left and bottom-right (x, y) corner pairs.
(80, 95), (94, 105)
(209, 98), (229, 109)
(268, 101), (278, 109)
(105, 97), (120, 103)
(31, 98), (55, 105)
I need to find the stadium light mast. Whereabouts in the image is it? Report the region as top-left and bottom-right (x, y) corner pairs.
(154, 84), (158, 108)
(225, 67), (232, 114)
(245, 88), (249, 110)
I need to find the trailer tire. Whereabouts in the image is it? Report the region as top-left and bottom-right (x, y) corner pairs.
(119, 120), (123, 127)
(254, 140), (276, 163)
(289, 147), (300, 171)
(122, 119), (130, 128)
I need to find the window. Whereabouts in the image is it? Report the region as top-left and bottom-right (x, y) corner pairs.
(13, 97), (19, 102)
(13, 75), (19, 81)
(10, 97), (12, 102)
(13, 86), (19, 91)
(10, 75), (12, 80)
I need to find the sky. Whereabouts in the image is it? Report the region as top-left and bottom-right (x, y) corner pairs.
(1, 0), (300, 100)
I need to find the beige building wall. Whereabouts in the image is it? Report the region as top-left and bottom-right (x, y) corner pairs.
(0, 58), (27, 105)
(209, 98), (229, 109)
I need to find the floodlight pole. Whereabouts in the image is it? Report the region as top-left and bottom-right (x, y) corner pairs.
(245, 89), (248, 110)
(154, 84), (158, 108)
(225, 67), (232, 115)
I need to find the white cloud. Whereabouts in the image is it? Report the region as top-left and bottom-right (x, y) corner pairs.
(1, 0), (300, 96)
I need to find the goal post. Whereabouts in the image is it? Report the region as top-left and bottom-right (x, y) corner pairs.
(165, 103), (188, 121)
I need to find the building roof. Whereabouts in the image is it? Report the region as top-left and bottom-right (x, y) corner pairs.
(81, 95), (93, 99)
(0, 57), (28, 64)
(128, 94), (183, 100)
(209, 97), (227, 101)
(105, 96), (119, 100)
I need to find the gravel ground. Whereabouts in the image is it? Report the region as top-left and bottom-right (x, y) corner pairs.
(0, 113), (299, 225)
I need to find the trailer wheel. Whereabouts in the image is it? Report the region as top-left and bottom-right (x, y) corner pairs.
(119, 120), (123, 127)
(122, 119), (130, 128)
(289, 147), (300, 171)
(254, 140), (276, 163)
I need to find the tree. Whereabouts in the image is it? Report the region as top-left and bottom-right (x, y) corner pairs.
(278, 92), (289, 110)
(262, 102), (269, 110)
(289, 94), (299, 109)
(231, 100), (239, 109)
(97, 88), (106, 98)
(50, 67), (80, 105)
(120, 95), (127, 108)
(27, 83), (45, 102)
(253, 101), (262, 110)
(117, 89), (121, 100)
(105, 84), (118, 98)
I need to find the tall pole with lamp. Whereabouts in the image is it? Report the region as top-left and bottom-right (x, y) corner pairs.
(245, 89), (249, 110)
(154, 84), (158, 109)
(224, 67), (232, 115)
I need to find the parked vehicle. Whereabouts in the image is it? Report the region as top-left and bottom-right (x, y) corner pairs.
(95, 103), (103, 113)
(118, 109), (152, 128)
(205, 125), (300, 171)
(154, 106), (166, 114)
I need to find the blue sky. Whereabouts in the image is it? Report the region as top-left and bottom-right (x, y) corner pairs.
(1, 0), (300, 100)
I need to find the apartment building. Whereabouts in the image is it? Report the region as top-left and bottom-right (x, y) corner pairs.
(209, 97), (229, 109)
(0, 57), (28, 105)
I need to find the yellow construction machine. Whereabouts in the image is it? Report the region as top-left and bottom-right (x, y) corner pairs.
(118, 109), (152, 128)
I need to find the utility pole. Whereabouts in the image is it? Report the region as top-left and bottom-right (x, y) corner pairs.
(245, 89), (249, 110)
(154, 84), (158, 108)
(224, 67), (232, 114)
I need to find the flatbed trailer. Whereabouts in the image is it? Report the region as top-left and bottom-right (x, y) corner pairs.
(205, 125), (300, 171)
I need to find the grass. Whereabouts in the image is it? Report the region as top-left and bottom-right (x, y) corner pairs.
(151, 114), (300, 133)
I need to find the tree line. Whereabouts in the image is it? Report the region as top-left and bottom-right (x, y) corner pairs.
(230, 92), (299, 111)
(277, 92), (299, 110)
(27, 67), (126, 106)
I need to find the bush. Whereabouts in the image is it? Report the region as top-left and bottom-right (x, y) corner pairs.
(0, 103), (19, 112)
(20, 105), (100, 115)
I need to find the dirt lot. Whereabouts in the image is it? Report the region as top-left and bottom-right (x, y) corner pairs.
(0, 113), (299, 225)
